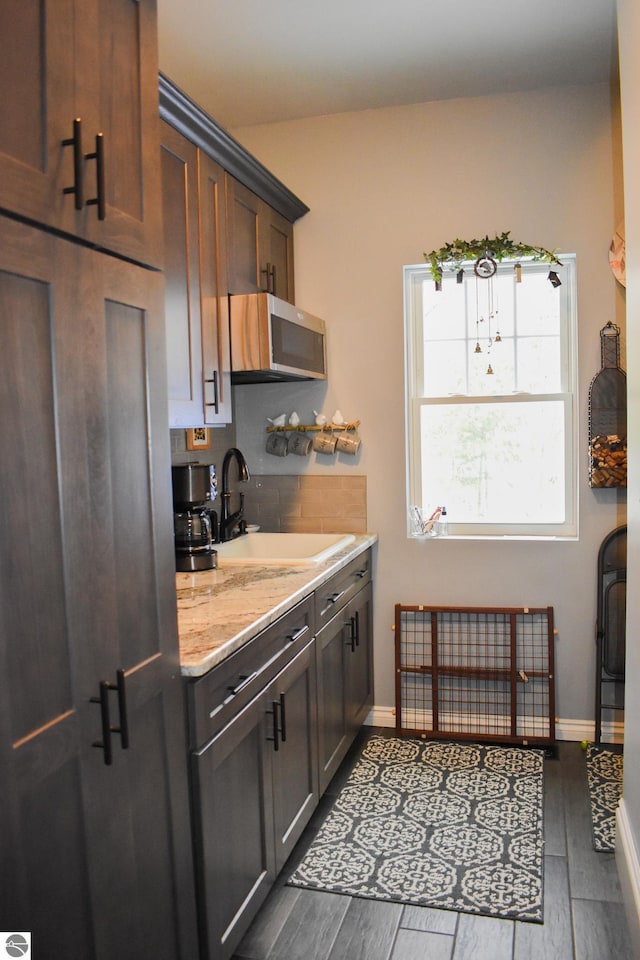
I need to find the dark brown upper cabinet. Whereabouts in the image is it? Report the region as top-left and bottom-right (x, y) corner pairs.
(0, 0), (163, 268)
(226, 175), (295, 302)
(161, 121), (232, 426)
(159, 74), (308, 307)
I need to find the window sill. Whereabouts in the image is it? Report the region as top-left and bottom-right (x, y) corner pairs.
(410, 533), (579, 542)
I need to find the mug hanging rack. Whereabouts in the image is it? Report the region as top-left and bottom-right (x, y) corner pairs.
(266, 419), (361, 433)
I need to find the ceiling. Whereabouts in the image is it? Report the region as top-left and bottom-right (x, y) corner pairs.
(157, 0), (618, 130)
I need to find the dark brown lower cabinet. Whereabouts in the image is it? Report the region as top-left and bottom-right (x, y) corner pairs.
(188, 556), (374, 960)
(191, 637), (318, 960)
(317, 581), (374, 793)
(0, 214), (197, 959)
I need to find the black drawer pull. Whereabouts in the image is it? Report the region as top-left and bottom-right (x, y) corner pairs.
(227, 671), (259, 698)
(354, 610), (360, 648)
(355, 567), (368, 579)
(327, 588), (347, 606)
(286, 624), (309, 644)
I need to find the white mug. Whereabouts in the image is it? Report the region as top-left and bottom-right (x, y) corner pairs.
(336, 431), (361, 455)
(313, 432), (337, 455)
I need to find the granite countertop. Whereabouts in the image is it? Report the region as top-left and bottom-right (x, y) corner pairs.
(176, 533), (377, 677)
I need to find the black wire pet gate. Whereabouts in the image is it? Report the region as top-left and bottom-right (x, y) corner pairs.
(395, 604), (556, 749)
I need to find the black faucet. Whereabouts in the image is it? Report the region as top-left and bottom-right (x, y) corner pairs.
(220, 448), (250, 541)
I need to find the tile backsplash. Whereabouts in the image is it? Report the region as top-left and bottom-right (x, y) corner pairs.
(170, 430), (367, 533)
(170, 425), (236, 475)
(244, 475), (367, 534)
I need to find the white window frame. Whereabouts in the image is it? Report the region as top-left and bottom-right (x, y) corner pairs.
(404, 255), (578, 539)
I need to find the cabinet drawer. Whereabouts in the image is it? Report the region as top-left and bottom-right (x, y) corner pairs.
(315, 549), (372, 632)
(188, 594), (314, 749)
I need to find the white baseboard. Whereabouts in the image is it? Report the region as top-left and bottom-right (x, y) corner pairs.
(364, 705), (396, 728)
(363, 706), (624, 743)
(616, 799), (640, 959)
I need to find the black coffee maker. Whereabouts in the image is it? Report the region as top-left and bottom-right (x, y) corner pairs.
(171, 463), (218, 571)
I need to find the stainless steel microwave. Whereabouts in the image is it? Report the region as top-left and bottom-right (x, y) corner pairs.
(229, 293), (327, 383)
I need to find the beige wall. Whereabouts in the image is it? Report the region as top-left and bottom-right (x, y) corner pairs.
(232, 82), (625, 726)
(616, 0), (640, 942)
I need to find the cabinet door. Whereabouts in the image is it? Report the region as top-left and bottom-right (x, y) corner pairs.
(0, 0), (75, 229)
(226, 175), (295, 302)
(0, 216), (196, 959)
(0, 0), (162, 267)
(344, 582), (374, 738)
(0, 218), (96, 958)
(66, 245), (196, 960)
(199, 150), (233, 424)
(316, 613), (350, 794)
(316, 583), (374, 794)
(264, 205), (295, 302)
(161, 122), (205, 426)
(268, 640), (319, 872)
(226, 176), (261, 294)
(161, 125), (232, 427)
(192, 696), (276, 960)
(86, 0), (163, 265)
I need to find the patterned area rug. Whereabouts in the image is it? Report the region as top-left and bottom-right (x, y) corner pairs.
(586, 745), (623, 852)
(288, 736), (544, 922)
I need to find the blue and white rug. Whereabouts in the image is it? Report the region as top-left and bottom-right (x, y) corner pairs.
(586, 745), (623, 852)
(288, 736), (544, 922)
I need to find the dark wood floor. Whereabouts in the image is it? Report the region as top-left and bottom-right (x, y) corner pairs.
(233, 732), (635, 960)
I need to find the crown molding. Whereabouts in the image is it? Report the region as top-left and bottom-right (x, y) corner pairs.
(159, 74), (309, 223)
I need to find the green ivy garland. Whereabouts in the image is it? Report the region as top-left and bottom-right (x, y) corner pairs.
(424, 231), (562, 283)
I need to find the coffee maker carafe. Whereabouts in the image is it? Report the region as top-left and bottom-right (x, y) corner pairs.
(171, 463), (218, 572)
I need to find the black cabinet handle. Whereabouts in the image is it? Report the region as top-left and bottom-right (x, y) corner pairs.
(354, 610), (360, 648)
(62, 118), (84, 210)
(114, 668), (129, 750)
(345, 616), (356, 653)
(91, 680), (113, 766)
(85, 132), (106, 220)
(327, 589), (347, 607)
(279, 693), (286, 743)
(267, 700), (280, 751)
(286, 624), (309, 644)
(227, 671), (258, 698)
(260, 262), (277, 294)
(204, 370), (219, 413)
(267, 695), (286, 751)
(91, 670), (129, 763)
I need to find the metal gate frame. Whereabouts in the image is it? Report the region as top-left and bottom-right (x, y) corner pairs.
(395, 604), (556, 749)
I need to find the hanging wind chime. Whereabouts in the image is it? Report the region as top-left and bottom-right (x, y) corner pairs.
(471, 253), (503, 374)
(423, 232), (563, 375)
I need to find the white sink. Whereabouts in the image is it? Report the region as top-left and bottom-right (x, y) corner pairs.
(215, 532), (355, 565)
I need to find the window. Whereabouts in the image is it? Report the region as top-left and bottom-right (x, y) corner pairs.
(404, 256), (577, 538)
